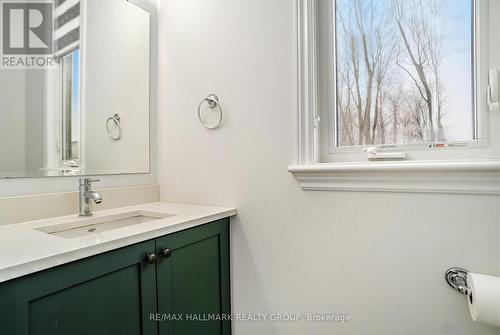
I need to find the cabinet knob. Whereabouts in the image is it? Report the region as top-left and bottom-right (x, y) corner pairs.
(160, 248), (173, 258)
(146, 253), (157, 264)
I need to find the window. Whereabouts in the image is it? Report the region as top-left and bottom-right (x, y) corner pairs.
(334, 0), (474, 147)
(60, 49), (80, 166)
(290, 0), (500, 194)
(311, 0), (497, 163)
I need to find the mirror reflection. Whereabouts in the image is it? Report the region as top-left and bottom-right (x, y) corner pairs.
(0, 0), (151, 178)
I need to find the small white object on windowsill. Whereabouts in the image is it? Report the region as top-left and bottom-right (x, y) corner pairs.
(365, 147), (407, 161)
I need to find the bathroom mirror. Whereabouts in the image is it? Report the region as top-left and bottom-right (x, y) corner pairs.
(0, 0), (151, 178)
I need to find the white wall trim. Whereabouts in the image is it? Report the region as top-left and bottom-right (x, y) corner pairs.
(289, 161), (500, 194)
(290, 160), (500, 173)
(296, 0), (319, 165)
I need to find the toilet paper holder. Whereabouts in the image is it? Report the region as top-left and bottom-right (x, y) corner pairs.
(446, 267), (471, 296)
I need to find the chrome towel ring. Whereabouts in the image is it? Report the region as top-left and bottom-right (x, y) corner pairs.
(198, 94), (223, 130)
(106, 114), (122, 141)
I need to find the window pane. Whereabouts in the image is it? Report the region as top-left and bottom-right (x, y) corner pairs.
(335, 0), (474, 147)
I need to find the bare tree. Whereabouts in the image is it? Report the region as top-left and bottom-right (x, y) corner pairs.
(391, 0), (446, 142)
(337, 0), (396, 146)
(336, 0), (450, 148)
(371, 29), (395, 144)
(427, 0), (446, 140)
(389, 90), (403, 144)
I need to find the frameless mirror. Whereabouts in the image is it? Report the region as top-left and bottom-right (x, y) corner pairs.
(0, 0), (150, 178)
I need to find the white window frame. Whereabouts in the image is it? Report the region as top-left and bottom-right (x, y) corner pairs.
(289, 0), (500, 195)
(59, 49), (81, 169)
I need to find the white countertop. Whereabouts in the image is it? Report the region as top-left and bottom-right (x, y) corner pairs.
(0, 202), (237, 283)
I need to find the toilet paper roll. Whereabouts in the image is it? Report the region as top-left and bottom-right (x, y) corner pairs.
(467, 272), (500, 328)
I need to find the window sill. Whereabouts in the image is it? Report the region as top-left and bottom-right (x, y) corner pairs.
(288, 160), (500, 195)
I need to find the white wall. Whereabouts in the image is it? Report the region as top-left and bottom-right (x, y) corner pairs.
(25, 70), (46, 171)
(157, 1), (500, 334)
(0, 71), (26, 172)
(0, 0), (158, 197)
(82, 0), (150, 174)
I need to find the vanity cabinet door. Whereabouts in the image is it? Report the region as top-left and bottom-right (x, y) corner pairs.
(0, 240), (158, 335)
(156, 219), (231, 335)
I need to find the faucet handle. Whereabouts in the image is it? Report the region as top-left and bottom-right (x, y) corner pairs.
(80, 178), (101, 185)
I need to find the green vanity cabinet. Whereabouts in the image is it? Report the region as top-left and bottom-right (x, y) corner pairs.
(0, 240), (158, 335)
(156, 219), (231, 335)
(0, 219), (231, 335)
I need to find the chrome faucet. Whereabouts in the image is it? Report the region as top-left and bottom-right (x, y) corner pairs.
(79, 178), (103, 217)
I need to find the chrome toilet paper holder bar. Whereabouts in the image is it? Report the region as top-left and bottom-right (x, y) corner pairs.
(446, 267), (471, 296)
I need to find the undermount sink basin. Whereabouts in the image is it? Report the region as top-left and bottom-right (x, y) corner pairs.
(36, 211), (175, 239)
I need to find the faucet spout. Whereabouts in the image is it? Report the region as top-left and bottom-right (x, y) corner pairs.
(79, 178), (102, 217)
(85, 191), (103, 204)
